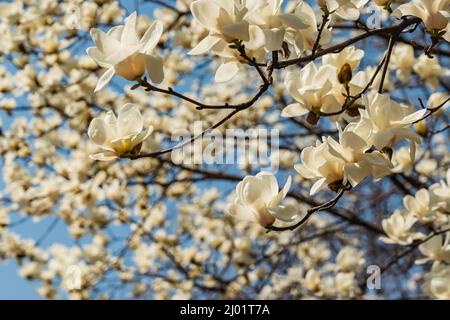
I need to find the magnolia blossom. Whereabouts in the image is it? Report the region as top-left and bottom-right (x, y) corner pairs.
(417, 233), (450, 264)
(284, 1), (332, 55)
(403, 189), (436, 222)
(392, 0), (450, 41)
(189, 0), (251, 54)
(226, 172), (297, 227)
(295, 121), (392, 194)
(390, 44), (416, 84)
(430, 169), (450, 213)
(88, 104), (152, 161)
(295, 139), (345, 195)
(422, 264), (450, 299)
(281, 62), (340, 119)
(319, 0), (369, 21)
(359, 93), (426, 158)
(244, 0), (309, 51)
(381, 210), (424, 245)
(87, 12), (164, 92)
(413, 55), (449, 89)
(322, 45), (364, 72)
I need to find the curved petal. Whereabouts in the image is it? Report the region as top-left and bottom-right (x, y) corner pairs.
(118, 103), (143, 137)
(310, 177), (327, 195)
(215, 61), (239, 83)
(88, 118), (108, 146)
(140, 20), (163, 53)
(90, 151), (118, 161)
(262, 27), (285, 51)
(281, 103), (309, 118)
(268, 204), (298, 222)
(221, 21), (250, 42)
(144, 54), (165, 84)
(191, 0), (220, 32)
(86, 47), (112, 68)
(90, 28), (121, 56)
(94, 67), (115, 92)
(188, 35), (222, 55)
(121, 11), (140, 46)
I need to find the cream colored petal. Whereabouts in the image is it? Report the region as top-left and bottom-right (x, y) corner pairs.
(281, 103), (309, 118)
(88, 118), (108, 146)
(221, 21), (250, 42)
(86, 47), (112, 68)
(188, 35), (222, 55)
(215, 61), (239, 83)
(310, 177), (327, 195)
(279, 13), (309, 30)
(262, 27), (285, 51)
(94, 66), (115, 92)
(90, 151), (118, 161)
(144, 54), (164, 84)
(140, 20), (163, 53)
(121, 11), (140, 46)
(191, 0), (220, 32)
(90, 28), (121, 55)
(118, 103), (143, 137)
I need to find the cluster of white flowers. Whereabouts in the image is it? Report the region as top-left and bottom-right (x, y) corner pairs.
(381, 169), (450, 299)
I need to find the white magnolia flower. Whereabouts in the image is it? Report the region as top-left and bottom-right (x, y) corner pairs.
(360, 93), (426, 158)
(244, 0), (308, 51)
(392, 146), (415, 174)
(320, 0), (369, 21)
(417, 233), (450, 264)
(88, 104), (152, 161)
(226, 172), (297, 227)
(413, 55), (449, 89)
(403, 189), (435, 222)
(87, 12), (164, 92)
(322, 45), (364, 72)
(336, 247), (365, 272)
(327, 121), (393, 184)
(189, 0), (251, 54)
(281, 62), (340, 119)
(294, 139), (345, 195)
(381, 210), (424, 245)
(390, 43), (416, 84)
(431, 169), (450, 212)
(284, 1), (332, 55)
(392, 0), (450, 41)
(422, 264), (450, 299)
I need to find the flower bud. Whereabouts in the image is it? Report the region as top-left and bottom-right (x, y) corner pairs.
(415, 120), (427, 136)
(338, 63), (353, 84)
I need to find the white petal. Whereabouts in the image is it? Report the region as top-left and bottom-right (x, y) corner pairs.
(94, 67), (115, 92)
(262, 27), (285, 51)
(226, 203), (255, 222)
(268, 204), (298, 222)
(221, 21), (250, 42)
(121, 11), (140, 46)
(144, 55), (165, 84)
(90, 151), (118, 161)
(88, 118), (108, 146)
(188, 35), (222, 55)
(279, 13), (309, 30)
(215, 61), (239, 83)
(310, 177), (327, 195)
(118, 103), (143, 137)
(281, 103), (309, 118)
(140, 20), (164, 53)
(191, 0), (220, 31)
